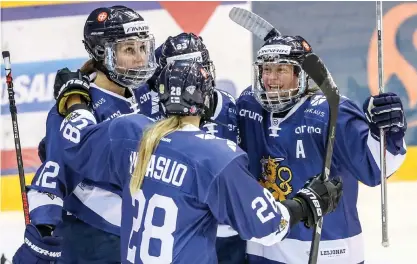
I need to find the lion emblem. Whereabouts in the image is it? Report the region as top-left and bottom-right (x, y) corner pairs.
(259, 156), (293, 201)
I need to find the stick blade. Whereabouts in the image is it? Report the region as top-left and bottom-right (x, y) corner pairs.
(229, 7), (279, 40)
(302, 53), (330, 87)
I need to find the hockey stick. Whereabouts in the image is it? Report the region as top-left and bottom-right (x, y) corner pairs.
(229, 8), (341, 264)
(302, 54), (340, 264)
(0, 254), (11, 264)
(2, 51), (30, 225)
(228, 7), (281, 41)
(376, 1), (389, 248)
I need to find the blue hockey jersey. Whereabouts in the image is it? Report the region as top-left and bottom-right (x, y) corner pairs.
(54, 109), (292, 264)
(237, 87), (407, 264)
(27, 83), (143, 235)
(28, 83), (237, 236)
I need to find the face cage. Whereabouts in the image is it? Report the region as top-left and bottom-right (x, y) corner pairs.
(252, 60), (308, 113)
(205, 60), (216, 84)
(104, 36), (158, 89)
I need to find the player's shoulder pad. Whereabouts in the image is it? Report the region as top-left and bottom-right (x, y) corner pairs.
(192, 132), (246, 172)
(108, 113), (155, 141)
(46, 105), (63, 120)
(237, 86), (254, 100)
(236, 86), (265, 117)
(212, 89), (237, 122)
(302, 92), (351, 123)
(215, 89), (236, 105)
(236, 85), (260, 107)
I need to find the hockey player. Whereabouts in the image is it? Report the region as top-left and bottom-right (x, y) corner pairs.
(138, 32), (243, 263)
(13, 5), (157, 264)
(138, 32), (238, 143)
(50, 59), (342, 263)
(237, 35), (407, 264)
(14, 29), (237, 263)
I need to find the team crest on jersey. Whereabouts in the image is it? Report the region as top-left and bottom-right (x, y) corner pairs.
(259, 156), (293, 201)
(279, 218), (288, 232)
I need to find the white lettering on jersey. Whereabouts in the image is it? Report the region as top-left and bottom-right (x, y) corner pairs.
(92, 97), (106, 110)
(295, 125), (322, 134)
(145, 155), (187, 187)
(228, 123), (237, 132)
(130, 151), (138, 174)
(251, 188), (279, 223)
(239, 109), (263, 122)
(139, 92), (151, 104)
(104, 110), (122, 122)
(304, 108), (325, 117)
(150, 91), (160, 114)
(296, 140), (306, 159)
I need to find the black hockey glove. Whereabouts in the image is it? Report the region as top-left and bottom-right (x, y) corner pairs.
(283, 175), (342, 229)
(54, 68), (91, 116)
(38, 137), (46, 163)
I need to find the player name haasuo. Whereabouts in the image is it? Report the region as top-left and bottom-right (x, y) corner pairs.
(130, 151), (187, 187)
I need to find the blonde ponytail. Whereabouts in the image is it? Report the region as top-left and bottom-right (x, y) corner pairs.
(130, 116), (184, 194)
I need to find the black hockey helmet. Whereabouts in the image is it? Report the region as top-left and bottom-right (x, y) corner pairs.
(156, 60), (215, 121)
(83, 5), (157, 88)
(253, 35), (313, 113)
(159, 33), (215, 82)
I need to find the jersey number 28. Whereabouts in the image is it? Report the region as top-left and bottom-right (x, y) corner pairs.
(127, 190), (178, 263)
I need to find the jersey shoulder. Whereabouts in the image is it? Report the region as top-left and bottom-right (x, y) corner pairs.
(211, 89), (237, 125)
(182, 131), (245, 176)
(301, 92), (354, 122)
(237, 86), (256, 103)
(215, 89), (236, 105)
(108, 113), (154, 141)
(133, 83), (152, 97)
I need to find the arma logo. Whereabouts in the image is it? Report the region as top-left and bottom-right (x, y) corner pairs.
(295, 125), (322, 135)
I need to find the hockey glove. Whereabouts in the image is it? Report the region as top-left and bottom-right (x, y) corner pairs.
(54, 67), (91, 116)
(37, 137), (46, 163)
(293, 175), (343, 228)
(13, 224), (62, 264)
(363, 92), (406, 153)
